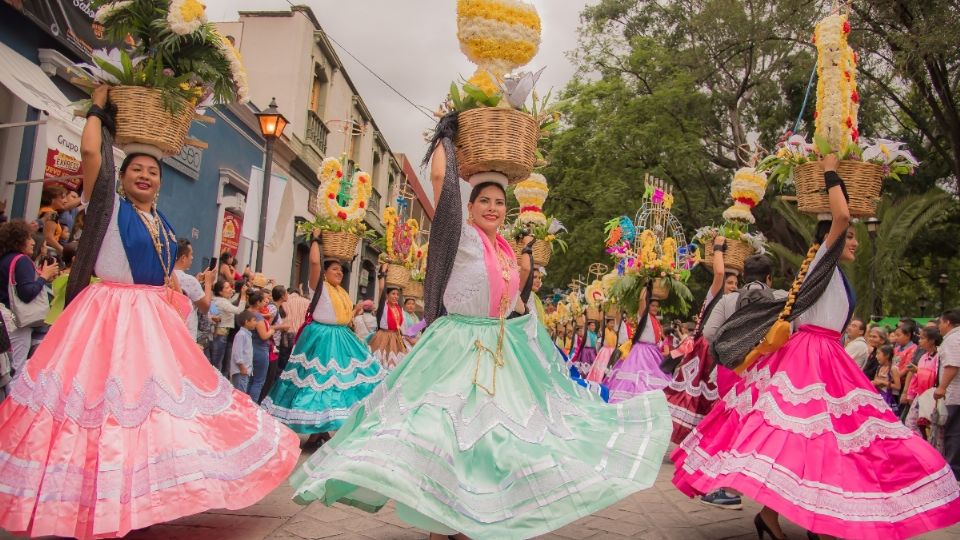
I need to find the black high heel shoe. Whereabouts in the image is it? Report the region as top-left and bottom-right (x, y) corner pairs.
(754, 513), (786, 540)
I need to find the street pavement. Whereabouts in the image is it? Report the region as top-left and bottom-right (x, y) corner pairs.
(5, 450), (958, 540)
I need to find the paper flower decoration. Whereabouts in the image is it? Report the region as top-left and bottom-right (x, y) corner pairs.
(317, 157), (372, 223)
(167, 0), (207, 35)
(722, 167), (768, 224)
(456, 0), (541, 96)
(814, 13), (859, 150)
(515, 173), (548, 225)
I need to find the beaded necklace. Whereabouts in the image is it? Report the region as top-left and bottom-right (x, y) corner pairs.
(132, 203), (175, 284)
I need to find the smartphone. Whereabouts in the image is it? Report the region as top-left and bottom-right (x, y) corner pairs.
(207, 256), (219, 271)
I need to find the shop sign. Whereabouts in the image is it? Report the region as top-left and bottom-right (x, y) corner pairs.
(220, 210), (242, 256)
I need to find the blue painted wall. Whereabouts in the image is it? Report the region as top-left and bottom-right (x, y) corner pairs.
(159, 108), (264, 274)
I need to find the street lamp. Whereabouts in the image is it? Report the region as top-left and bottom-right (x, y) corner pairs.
(939, 273), (949, 311)
(254, 97), (288, 272)
(919, 295), (929, 317)
(865, 217), (881, 319)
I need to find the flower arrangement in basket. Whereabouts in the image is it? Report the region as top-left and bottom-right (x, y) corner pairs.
(505, 173), (567, 265)
(297, 156), (375, 262)
(374, 207), (419, 289)
(71, 0), (250, 156)
(405, 241), (428, 299)
(605, 177), (695, 316)
(438, 0), (564, 182)
(756, 11), (917, 217)
(693, 165), (768, 274)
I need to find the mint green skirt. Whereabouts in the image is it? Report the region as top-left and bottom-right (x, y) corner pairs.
(289, 314), (671, 539)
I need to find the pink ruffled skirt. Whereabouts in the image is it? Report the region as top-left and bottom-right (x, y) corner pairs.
(585, 346), (615, 384)
(664, 336), (719, 444)
(0, 282), (301, 539)
(672, 325), (960, 539)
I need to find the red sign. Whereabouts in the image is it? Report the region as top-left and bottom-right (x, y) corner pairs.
(44, 147), (83, 191)
(220, 210), (242, 256)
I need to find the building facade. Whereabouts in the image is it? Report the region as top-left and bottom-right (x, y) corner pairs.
(216, 5), (414, 299)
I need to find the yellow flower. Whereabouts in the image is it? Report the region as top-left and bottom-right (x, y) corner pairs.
(167, 0), (207, 36)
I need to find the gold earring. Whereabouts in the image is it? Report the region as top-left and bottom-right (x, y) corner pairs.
(467, 214), (475, 225)
(118, 185), (127, 199)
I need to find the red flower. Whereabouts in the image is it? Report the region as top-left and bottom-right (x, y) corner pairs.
(327, 193), (336, 199)
(336, 171), (343, 178)
(811, 32), (816, 44)
(734, 197), (757, 209)
(359, 176), (367, 184)
(813, 111), (819, 119)
(851, 90), (859, 104)
(851, 128), (860, 142)
(853, 51), (859, 64)
(843, 70), (850, 81)
(337, 211), (347, 220)
(843, 20), (851, 33)
(359, 201), (365, 209)
(846, 117), (853, 128)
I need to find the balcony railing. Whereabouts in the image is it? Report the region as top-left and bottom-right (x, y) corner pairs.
(306, 110), (329, 154)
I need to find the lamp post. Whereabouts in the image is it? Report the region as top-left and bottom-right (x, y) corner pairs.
(254, 98), (288, 272)
(919, 295), (929, 317)
(865, 217), (881, 320)
(939, 273), (949, 312)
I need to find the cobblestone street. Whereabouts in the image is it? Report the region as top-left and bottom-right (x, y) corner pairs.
(7, 452), (957, 540)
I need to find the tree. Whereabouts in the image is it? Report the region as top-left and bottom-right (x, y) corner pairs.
(765, 190), (954, 319)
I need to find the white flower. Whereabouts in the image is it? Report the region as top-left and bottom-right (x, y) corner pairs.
(94, 1), (133, 23)
(79, 48), (145, 84)
(496, 66), (546, 109)
(547, 217), (566, 235)
(861, 138), (918, 166)
(167, 0), (207, 36)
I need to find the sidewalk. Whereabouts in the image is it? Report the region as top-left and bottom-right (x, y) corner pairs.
(19, 456), (953, 540)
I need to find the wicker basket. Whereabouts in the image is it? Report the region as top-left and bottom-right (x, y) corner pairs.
(532, 240), (552, 267)
(109, 86), (194, 157)
(606, 304), (620, 318)
(405, 280), (423, 299)
(586, 306), (603, 323)
(652, 279), (669, 300)
(385, 263), (410, 289)
(320, 231), (360, 262)
(702, 237), (753, 274)
(794, 160), (883, 218)
(455, 108), (539, 183)
(506, 238), (552, 267)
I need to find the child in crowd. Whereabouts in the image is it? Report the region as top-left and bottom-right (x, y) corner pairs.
(872, 344), (901, 414)
(231, 311), (257, 392)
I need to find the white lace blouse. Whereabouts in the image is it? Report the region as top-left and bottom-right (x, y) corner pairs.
(442, 180), (520, 318)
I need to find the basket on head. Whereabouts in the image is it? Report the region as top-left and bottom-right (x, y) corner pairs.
(456, 108), (539, 183)
(794, 160), (882, 218)
(110, 86), (195, 157)
(586, 307), (603, 323)
(702, 237), (753, 274)
(385, 263), (410, 290)
(532, 240), (552, 267)
(605, 303), (620, 319)
(320, 231), (360, 262)
(405, 280), (423, 300)
(652, 279), (669, 300)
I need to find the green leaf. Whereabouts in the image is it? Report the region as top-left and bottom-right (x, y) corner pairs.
(813, 133), (833, 156)
(449, 82), (462, 110)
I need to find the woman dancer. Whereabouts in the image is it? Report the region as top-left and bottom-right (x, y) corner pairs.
(0, 86), (300, 540)
(262, 232), (385, 443)
(604, 287), (673, 403)
(664, 236), (738, 443)
(368, 280), (408, 370)
(572, 319), (599, 375)
(585, 316), (619, 383)
(287, 123), (671, 540)
(672, 154), (960, 539)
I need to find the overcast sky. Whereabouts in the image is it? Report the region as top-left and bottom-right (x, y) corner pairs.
(205, 0), (593, 179)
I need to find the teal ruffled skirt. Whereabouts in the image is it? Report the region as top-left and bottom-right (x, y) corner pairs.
(289, 314), (671, 539)
(262, 322), (385, 433)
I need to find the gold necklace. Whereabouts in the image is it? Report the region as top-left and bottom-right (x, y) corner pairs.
(133, 205), (173, 283)
(473, 239), (513, 397)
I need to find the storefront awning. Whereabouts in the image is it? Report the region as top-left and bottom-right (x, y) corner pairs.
(0, 40), (74, 114)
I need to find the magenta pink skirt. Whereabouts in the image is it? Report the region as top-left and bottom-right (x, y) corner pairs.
(0, 282), (301, 539)
(671, 325), (960, 539)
